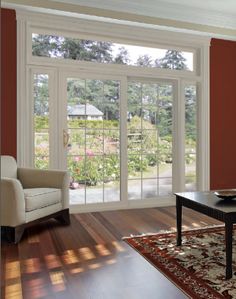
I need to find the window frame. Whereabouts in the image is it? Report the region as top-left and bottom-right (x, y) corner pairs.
(16, 10), (210, 212)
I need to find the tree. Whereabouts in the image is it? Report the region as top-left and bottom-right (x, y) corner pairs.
(85, 79), (119, 121)
(32, 34), (62, 57)
(67, 78), (86, 105)
(34, 74), (49, 115)
(136, 54), (153, 67)
(60, 39), (114, 62)
(32, 34), (114, 63)
(185, 86), (196, 140)
(82, 41), (113, 63)
(60, 38), (88, 60)
(113, 47), (130, 65)
(156, 50), (188, 70)
(102, 80), (120, 120)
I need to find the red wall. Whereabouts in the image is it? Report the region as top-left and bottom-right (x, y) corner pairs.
(210, 38), (236, 189)
(1, 8), (17, 158)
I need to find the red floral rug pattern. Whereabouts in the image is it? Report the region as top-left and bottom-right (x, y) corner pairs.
(124, 226), (236, 299)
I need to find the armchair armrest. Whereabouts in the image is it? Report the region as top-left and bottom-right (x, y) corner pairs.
(1, 178), (26, 226)
(17, 168), (69, 209)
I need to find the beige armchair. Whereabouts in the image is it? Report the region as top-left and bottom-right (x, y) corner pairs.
(1, 155), (70, 243)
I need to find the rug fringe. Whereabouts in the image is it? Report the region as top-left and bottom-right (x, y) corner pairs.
(122, 224), (225, 240)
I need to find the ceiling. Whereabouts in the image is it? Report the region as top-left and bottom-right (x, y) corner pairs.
(3, 0), (236, 37)
(50, 0), (236, 16)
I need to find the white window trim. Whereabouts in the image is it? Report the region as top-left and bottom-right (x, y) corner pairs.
(16, 10), (210, 212)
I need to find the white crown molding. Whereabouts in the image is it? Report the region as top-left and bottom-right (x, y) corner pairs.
(2, 0), (236, 39)
(14, 9), (211, 49)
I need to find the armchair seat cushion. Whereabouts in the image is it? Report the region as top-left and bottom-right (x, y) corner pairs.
(1, 155), (70, 243)
(24, 188), (61, 212)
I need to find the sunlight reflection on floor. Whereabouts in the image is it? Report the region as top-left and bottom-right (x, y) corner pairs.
(4, 242), (126, 298)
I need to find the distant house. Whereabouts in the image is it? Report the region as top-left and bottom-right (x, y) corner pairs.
(68, 104), (103, 120)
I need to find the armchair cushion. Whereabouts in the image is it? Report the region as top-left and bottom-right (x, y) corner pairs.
(24, 188), (61, 212)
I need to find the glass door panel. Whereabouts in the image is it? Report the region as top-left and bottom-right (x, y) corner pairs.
(33, 73), (50, 169)
(185, 85), (197, 191)
(66, 77), (120, 205)
(127, 81), (173, 200)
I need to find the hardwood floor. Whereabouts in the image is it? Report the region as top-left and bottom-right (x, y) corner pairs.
(1, 207), (221, 299)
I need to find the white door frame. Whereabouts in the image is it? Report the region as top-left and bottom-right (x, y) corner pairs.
(16, 11), (210, 212)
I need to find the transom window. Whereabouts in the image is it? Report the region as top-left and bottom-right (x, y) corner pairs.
(32, 33), (194, 71)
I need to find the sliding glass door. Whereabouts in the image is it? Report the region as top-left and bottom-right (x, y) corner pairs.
(31, 68), (197, 207)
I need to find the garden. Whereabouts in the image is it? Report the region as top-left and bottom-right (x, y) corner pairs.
(35, 114), (196, 189)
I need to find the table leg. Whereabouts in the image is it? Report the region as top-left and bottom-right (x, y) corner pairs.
(176, 196), (182, 246)
(225, 220), (233, 279)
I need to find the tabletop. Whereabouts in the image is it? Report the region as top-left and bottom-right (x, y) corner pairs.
(175, 191), (236, 214)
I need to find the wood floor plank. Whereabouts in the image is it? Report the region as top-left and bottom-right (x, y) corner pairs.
(1, 206), (220, 299)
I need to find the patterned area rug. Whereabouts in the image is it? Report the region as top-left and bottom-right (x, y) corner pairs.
(124, 226), (236, 299)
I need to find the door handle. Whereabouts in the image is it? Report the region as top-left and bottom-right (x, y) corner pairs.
(63, 129), (70, 147)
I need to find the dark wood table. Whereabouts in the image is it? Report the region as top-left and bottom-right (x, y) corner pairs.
(175, 191), (236, 279)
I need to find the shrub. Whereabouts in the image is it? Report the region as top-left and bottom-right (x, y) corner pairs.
(146, 153), (158, 166)
(103, 155), (120, 182)
(67, 119), (119, 129)
(35, 156), (49, 169)
(128, 155), (148, 175)
(68, 154), (120, 186)
(34, 116), (49, 131)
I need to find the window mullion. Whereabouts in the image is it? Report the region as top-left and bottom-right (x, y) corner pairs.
(197, 45), (210, 191)
(172, 80), (185, 192)
(49, 69), (58, 169)
(57, 71), (68, 170)
(120, 77), (128, 205)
